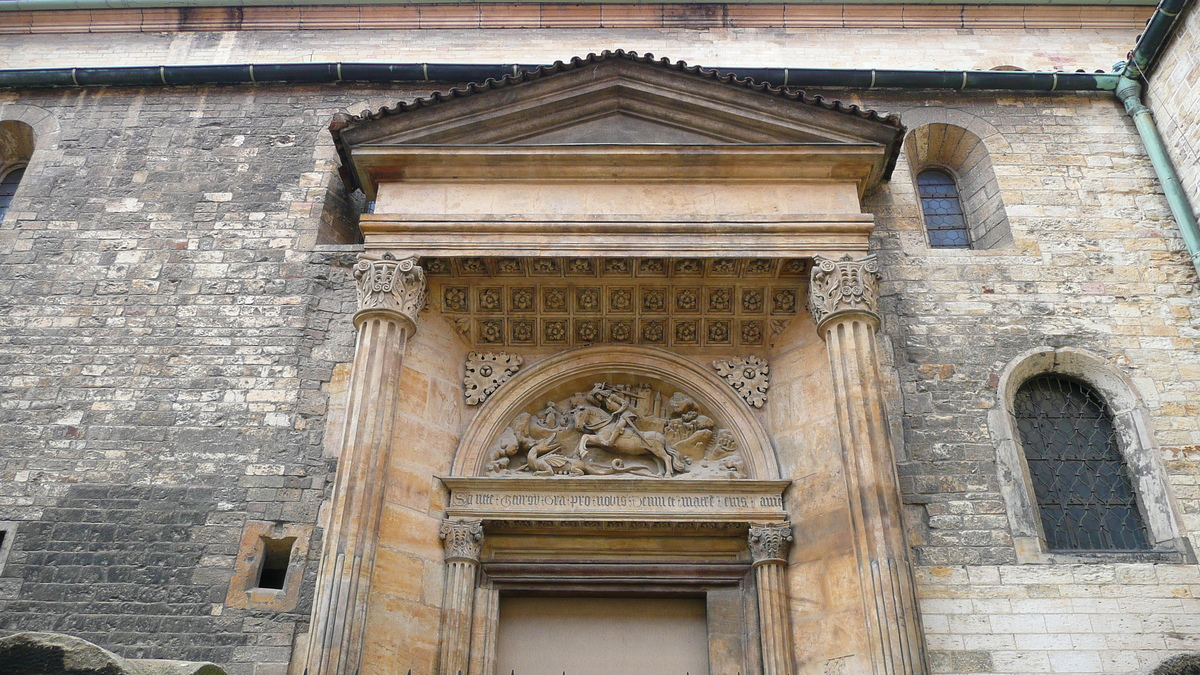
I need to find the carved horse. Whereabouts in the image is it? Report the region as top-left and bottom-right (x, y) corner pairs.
(571, 394), (687, 477)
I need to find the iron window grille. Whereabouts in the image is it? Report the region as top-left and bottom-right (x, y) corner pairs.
(916, 168), (971, 249)
(0, 167), (23, 222)
(1013, 374), (1150, 551)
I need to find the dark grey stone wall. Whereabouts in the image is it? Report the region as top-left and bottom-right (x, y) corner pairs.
(0, 83), (431, 675)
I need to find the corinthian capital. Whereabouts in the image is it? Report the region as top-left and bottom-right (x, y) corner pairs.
(808, 254), (881, 333)
(353, 252), (427, 328)
(439, 518), (484, 563)
(748, 523), (793, 565)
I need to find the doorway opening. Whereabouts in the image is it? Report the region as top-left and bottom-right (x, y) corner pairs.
(495, 596), (710, 675)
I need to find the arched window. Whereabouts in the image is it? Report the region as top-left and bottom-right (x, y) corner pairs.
(916, 168), (971, 249)
(1012, 374), (1149, 551)
(0, 167), (24, 221)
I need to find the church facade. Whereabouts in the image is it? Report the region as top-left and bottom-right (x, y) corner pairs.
(1, 2), (1199, 674)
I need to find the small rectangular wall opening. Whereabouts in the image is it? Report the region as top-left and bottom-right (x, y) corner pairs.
(496, 596), (709, 675)
(256, 536), (295, 590)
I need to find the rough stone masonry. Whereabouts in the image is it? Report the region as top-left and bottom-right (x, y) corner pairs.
(1, 11), (1199, 675)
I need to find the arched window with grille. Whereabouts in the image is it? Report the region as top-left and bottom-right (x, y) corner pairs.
(916, 168), (971, 249)
(1012, 374), (1149, 551)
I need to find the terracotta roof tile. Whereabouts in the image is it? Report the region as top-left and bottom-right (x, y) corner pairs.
(333, 49), (903, 133)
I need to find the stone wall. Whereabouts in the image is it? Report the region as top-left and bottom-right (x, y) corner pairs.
(1146, 3), (1200, 231)
(357, 314), (470, 675)
(854, 88), (1200, 672)
(770, 315), (871, 672)
(1, 18), (1199, 675)
(917, 563), (1200, 674)
(0, 22), (1141, 73)
(0, 83), (425, 675)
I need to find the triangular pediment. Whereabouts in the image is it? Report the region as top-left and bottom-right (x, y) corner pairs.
(516, 112), (732, 145)
(332, 51), (904, 196)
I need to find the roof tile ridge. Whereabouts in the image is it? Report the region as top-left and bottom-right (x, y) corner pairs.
(338, 50), (901, 131)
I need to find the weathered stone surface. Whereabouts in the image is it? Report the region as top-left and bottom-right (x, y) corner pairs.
(0, 632), (225, 675)
(1, 13), (1200, 675)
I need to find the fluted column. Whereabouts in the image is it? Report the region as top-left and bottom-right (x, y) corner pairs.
(438, 518), (484, 675)
(809, 255), (926, 675)
(749, 523), (795, 675)
(306, 253), (427, 675)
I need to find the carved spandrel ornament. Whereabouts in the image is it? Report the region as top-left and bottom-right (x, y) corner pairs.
(464, 352), (523, 406)
(808, 254), (881, 331)
(484, 382), (747, 479)
(439, 518), (484, 563)
(748, 523), (794, 564)
(713, 356), (769, 408)
(353, 253), (427, 325)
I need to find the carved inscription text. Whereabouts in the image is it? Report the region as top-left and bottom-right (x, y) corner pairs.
(441, 477), (790, 522)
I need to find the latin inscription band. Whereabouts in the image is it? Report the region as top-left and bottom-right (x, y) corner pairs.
(441, 477), (789, 522)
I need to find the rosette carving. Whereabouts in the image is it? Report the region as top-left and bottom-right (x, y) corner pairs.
(808, 254), (881, 330)
(353, 252), (427, 326)
(439, 518), (484, 563)
(713, 356), (769, 408)
(748, 523), (794, 564)
(464, 352), (523, 406)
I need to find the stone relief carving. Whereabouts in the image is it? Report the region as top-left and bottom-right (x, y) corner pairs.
(748, 523), (794, 563)
(463, 352), (523, 405)
(808, 254), (881, 328)
(439, 518), (484, 562)
(713, 356), (770, 408)
(484, 382), (747, 479)
(353, 253), (428, 323)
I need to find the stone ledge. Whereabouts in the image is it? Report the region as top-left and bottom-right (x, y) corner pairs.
(0, 4), (1154, 35)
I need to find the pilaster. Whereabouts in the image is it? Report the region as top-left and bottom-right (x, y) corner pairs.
(438, 518), (484, 675)
(749, 523), (794, 675)
(809, 255), (927, 675)
(305, 252), (426, 675)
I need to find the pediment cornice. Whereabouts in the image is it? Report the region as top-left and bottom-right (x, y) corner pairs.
(331, 50), (905, 198)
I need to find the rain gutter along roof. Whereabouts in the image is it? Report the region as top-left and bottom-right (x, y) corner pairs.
(0, 62), (1120, 92)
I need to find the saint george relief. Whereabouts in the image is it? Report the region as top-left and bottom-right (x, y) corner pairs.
(484, 381), (747, 479)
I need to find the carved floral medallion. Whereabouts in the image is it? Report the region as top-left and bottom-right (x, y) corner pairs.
(484, 381), (747, 479)
(713, 356), (770, 408)
(463, 352), (523, 405)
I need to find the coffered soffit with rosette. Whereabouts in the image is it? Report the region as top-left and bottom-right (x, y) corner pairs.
(331, 52), (905, 258)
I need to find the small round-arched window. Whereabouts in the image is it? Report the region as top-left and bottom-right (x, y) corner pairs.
(0, 167), (25, 221)
(1012, 375), (1150, 551)
(916, 168), (971, 249)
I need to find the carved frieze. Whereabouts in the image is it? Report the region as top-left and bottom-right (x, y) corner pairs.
(439, 518), (484, 563)
(808, 254), (881, 330)
(713, 356), (770, 408)
(426, 256), (805, 348)
(748, 523), (794, 564)
(463, 352), (523, 406)
(484, 381), (747, 479)
(353, 253), (428, 325)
